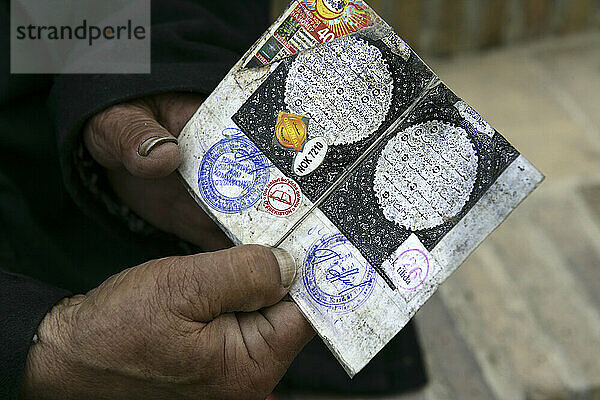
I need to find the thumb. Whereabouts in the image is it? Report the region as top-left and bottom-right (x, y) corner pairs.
(83, 101), (181, 178)
(172, 245), (297, 322)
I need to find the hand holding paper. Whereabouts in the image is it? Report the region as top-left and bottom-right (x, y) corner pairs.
(21, 246), (312, 400)
(83, 93), (231, 250)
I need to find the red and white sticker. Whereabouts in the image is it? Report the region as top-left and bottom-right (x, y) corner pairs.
(262, 178), (302, 217)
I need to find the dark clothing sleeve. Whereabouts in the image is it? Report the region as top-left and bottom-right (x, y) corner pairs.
(0, 2), (270, 399)
(52, 0), (271, 238)
(0, 272), (70, 399)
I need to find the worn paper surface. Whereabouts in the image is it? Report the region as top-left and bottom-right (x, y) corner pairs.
(178, 0), (544, 377)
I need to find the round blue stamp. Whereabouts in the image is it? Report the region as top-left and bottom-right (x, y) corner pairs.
(198, 129), (271, 214)
(303, 233), (376, 313)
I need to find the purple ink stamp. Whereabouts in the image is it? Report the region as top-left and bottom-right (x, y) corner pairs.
(392, 249), (430, 291)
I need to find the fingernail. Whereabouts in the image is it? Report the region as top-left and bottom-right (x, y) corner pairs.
(270, 248), (296, 289)
(138, 136), (178, 157)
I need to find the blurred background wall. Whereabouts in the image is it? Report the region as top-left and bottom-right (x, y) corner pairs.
(271, 0), (600, 56)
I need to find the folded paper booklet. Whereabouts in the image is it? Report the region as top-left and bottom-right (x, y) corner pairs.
(178, 0), (544, 376)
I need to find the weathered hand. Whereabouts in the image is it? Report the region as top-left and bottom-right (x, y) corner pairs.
(21, 245), (313, 400)
(82, 93), (230, 250)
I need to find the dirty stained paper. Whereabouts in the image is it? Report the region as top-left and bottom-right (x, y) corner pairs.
(178, 0), (544, 377)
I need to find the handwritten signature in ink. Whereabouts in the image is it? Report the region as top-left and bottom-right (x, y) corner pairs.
(314, 248), (373, 295)
(222, 128), (274, 173)
(233, 150), (274, 174)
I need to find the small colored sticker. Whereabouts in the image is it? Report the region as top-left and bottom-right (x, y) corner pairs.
(301, 0), (379, 40)
(275, 112), (308, 151)
(293, 137), (328, 176)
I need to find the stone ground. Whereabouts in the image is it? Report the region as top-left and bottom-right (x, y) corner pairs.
(284, 31), (600, 400)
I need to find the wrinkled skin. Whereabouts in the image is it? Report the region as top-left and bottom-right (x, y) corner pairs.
(83, 93), (230, 251)
(21, 94), (314, 399)
(22, 245), (313, 400)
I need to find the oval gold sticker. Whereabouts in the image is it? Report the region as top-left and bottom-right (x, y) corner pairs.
(275, 112), (307, 151)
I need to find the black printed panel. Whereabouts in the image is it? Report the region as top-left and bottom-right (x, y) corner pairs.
(232, 31), (434, 203)
(319, 84), (520, 268)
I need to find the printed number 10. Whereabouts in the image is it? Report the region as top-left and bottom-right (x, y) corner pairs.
(317, 28), (335, 43)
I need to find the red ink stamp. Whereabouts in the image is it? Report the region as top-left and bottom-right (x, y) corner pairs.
(262, 178), (301, 217)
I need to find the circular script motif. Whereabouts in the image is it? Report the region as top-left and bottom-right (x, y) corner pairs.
(285, 36), (393, 146)
(262, 178), (302, 217)
(373, 120), (478, 231)
(303, 234), (376, 313)
(198, 136), (270, 214)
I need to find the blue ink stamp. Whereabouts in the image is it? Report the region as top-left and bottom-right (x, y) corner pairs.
(303, 233), (376, 313)
(199, 129), (271, 214)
